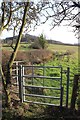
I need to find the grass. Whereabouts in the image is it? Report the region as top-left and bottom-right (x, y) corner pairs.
(2, 43), (31, 51)
(48, 43), (78, 52)
(2, 42), (79, 119)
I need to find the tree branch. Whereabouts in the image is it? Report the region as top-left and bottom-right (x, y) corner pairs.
(3, 2), (12, 29)
(1, 2), (5, 31)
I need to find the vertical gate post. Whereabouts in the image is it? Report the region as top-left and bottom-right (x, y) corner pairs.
(16, 62), (19, 86)
(23, 66), (25, 101)
(66, 67), (70, 108)
(18, 65), (23, 103)
(70, 74), (79, 109)
(60, 67), (63, 107)
(32, 64), (34, 85)
(60, 86), (64, 107)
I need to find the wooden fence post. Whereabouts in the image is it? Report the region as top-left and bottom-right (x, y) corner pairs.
(70, 74), (79, 109)
(77, 75), (80, 111)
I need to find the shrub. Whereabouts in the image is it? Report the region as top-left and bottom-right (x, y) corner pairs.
(38, 34), (47, 49)
(2, 49), (53, 72)
(29, 34), (47, 49)
(29, 41), (41, 49)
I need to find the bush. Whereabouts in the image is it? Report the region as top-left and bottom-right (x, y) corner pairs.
(2, 49), (53, 71)
(38, 34), (47, 49)
(29, 34), (47, 49)
(29, 41), (41, 49)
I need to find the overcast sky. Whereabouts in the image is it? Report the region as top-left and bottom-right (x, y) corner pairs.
(1, 24), (78, 44)
(29, 24), (78, 44)
(0, 0), (78, 44)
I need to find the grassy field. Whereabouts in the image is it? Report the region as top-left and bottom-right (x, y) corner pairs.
(2, 43), (79, 118)
(2, 42), (78, 51)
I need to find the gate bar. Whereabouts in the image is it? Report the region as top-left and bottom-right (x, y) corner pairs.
(24, 85), (61, 90)
(24, 100), (60, 106)
(22, 65), (62, 68)
(24, 93), (60, 99)
(23, 75), (61, 80)
(66, 67), (70, 107)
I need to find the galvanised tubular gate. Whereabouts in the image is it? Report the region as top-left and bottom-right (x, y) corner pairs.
(19, 65), (63, 107)
(12, 62), (70, 107)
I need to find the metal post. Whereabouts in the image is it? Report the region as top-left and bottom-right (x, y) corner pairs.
(32, 64), (34, 94)
(16, 62), (19, 86)
(60, 67), (63, 107)
(43, 62), (45, 86)
(66, 67), (70, 108)
(23, 66), (25, 101)
(18, 65), (23, 103)
(32, 64), (34, 85)
(43, 62), (45, 102)
(60, 86), (63, 107)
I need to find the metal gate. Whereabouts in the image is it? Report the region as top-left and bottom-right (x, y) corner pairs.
(12, 62), (70, 107)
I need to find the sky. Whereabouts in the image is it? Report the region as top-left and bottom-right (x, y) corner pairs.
(29, 24), (78, 44)
(1, 24), (78, 44)
(0, 0), (78, 44)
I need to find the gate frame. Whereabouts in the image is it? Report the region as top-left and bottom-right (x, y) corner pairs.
(17, 64), (70, 107)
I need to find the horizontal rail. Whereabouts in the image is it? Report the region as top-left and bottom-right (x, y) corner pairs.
(12, 69), (18, 72)
(24, 85), (61, 90)
(12, 83), (19, 86)
(24, 93), (60, 99)
(22, 65), (62, 68)
(24, 100), (60, 106)
(13, 61), (25, 63)
(12, 75), (61, 80)
(23, 75), (61, 80)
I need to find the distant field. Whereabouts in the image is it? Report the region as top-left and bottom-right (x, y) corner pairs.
(48, 43), (78, 52)
(2, 42), (78, 52)
(2, 43), (30, 51)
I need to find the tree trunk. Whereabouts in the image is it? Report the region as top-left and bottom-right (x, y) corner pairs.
(1, 68), (9, 107)
(77, 75), (80, 111)
(6, 2), (30, 86)
(3, 2), (30, 107)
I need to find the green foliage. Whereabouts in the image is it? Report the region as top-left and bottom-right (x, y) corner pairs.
(29, 34), (47, 49)
(38, 34), (47, 49)
(29, 40), (41, 49)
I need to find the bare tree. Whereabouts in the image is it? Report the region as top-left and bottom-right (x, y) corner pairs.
(0, 0), (42, 106)
(0, 0), (51, 107)
(38, 1), (80, 28)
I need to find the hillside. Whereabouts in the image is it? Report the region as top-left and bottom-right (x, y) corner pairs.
(2, 33), (74, 45)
